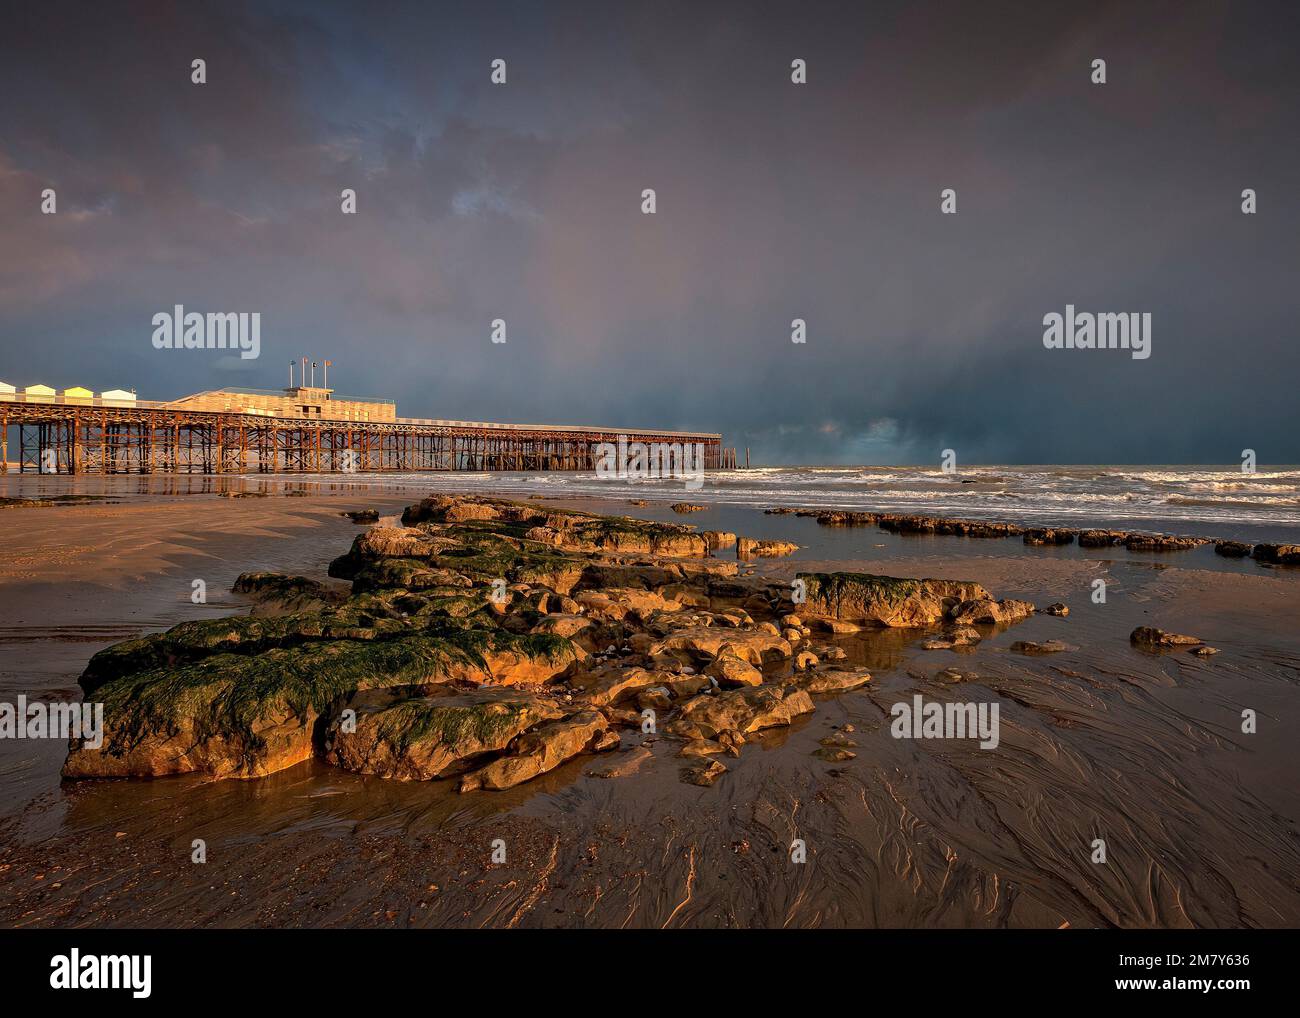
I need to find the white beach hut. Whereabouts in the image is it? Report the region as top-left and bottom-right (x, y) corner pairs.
(0, 380), (15, 396)
(61, 385), (94, 402)
(22, 383), (55, 400)
(100, 388), (137, 405)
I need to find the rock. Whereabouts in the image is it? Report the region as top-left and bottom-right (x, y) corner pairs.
(737, 537), (799, 559)
(364, 526), (458, 558)
(1010, 639), (1078, 655)
(819, 732), (857, 748)
(341, 509), (381, 524)
(587, 746), (652, 778)
(325, 692), (563, 780)
(1023, 528), (1076, 546)
(703, 530), (737, 552)
(1041, 603), (1069, 616)
(591, 729), (622, 752)
(67, 629), (577, 779)
(1130, 626), (1204, 649)
(636, 687), (673, 711)
(947, 598), (1036, 626)
(1078, 529), (1127, 548)
(568, 664), (673, 706)
(680, 759), (727, 786)
(922, 626), (981, 649)
(1191, 646), (1220, 657)
(704, 653), (764, 688)
(664, 673), (711, 698)
(678, 738), (728, 758)
(64, 701), (319, 781)
(529, 614), (594, 639)
(796, 572), (990, 627)
(821, 646), (848, 660)
(459, 710), (609, 791)
(231, 572), (346, 610)
(794, 650), (819, 670)
(1124, 534), (1206, 552)
(443, 501), (503, 523)
(782, 627), (802, 643)
(603, 588), (684, 617)
(676, 684), (815, 738)
(814, 747), (856, 762)
(876, 514), (1024, 538)
(790, 668), (871, 693)
(1252, 543), (1300, 565)
(577, 563), (685, 592)
(815, 510), (880, 527)
(1214, 540), (1253, 558)
(648, 627), (792, 667)
(671, 503), (707, 513)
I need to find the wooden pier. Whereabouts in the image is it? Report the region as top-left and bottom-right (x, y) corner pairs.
(0, 393), (732, 474)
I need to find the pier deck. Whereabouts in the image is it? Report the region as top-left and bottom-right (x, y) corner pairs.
(0, 394), (731, 473)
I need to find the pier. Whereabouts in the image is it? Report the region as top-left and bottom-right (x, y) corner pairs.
(0, 385), (732, 474)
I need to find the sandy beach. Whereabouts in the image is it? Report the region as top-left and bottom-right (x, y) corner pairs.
(1, 475), (1297, 929)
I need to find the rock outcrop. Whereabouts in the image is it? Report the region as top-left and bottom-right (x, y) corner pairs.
(1252, 543), (1300, 565)
(795, 572), (992, 627)
(61, 495), (1041, 794)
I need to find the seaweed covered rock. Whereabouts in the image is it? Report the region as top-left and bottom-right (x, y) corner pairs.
(795, 572), (990, 627)
(65, 628), (581, 780)
(325, 691), (564, 780)
(62, 494), (900, 791)
(232, 572), (347, 611)
(76, 591), (539, 694)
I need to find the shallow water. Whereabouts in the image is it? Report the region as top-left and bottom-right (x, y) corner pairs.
(0, 480), (1297, 928)
(5, 463), (1300, 541)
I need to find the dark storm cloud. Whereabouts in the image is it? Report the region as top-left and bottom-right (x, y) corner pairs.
(0, 0), (1296, 463)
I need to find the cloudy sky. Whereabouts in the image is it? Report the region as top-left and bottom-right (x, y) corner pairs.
(1, 0), (1296, 464)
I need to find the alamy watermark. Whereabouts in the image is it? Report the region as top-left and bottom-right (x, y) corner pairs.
(151, 305), (261, 359)
(1043, 305), (1151, 360)
(890, 695), (999, 749)
(0, 695), (103, 749)
(594, 435), (705, 490)
(50, 949), (151, 998)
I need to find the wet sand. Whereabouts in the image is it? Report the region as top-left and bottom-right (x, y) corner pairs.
(1, 480), (1298, 928)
